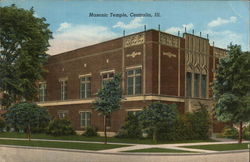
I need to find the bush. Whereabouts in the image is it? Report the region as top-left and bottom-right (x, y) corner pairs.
(46, 119), (75, 136)
(0, 118), (6, 132)
(146, 106), (211, 141)
(188, 107), (211, 140)
(243, 124), (250, 140)
(116, 113), (142, 138)
(82, 126), (98, 137)
(221, 126), (238, 139)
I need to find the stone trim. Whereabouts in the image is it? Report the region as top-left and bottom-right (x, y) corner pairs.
(78, 73), (92, 78)
(37, 95), (185, 106)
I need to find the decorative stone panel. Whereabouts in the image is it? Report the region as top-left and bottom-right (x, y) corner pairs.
(160, 33), (179, 48)
(124, 33), (145, 48)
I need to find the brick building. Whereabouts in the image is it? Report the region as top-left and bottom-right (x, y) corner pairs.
(37, 29), (227, 135)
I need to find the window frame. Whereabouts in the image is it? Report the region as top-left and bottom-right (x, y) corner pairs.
(38, 82), (47, 102)
(79, 111), (92, 128)
(79, 75), (91, 99)
(126, 67), (142, 95)
(59, 79), (68, 101)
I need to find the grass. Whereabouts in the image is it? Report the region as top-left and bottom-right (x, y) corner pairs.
(0, 132), (217, 144)
(124, 147), (195, 153)
(182, 143), (249, 151)
(0, 139), (129, 151)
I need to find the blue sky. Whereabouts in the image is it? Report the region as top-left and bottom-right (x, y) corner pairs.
(1, 0), (249, 55)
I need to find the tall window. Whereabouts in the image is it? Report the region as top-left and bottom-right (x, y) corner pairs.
(194, 73), (200, 97)
(201, 75), (207, 98)
(80, 76), (91, 99)
(80, 112), (91, 128)
(60, 80), (67, 100)
(127, 68), (142, 95)
(39, 82), (47, 102)
(102, 72), (114, 86)
(186, 72), (192, 97)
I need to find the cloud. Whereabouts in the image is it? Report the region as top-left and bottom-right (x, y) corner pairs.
(203, 29), (244, 49)
(48, 23), (118, 55)
(113, 17), (145, 30)
(165, 23), (194, 34)
(208, 16), (237, 28)
(57, 22), (72, 32)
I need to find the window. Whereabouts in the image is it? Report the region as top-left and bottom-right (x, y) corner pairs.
(186, 72), (192, 97)
(58, 111), (68, 119)
(80, 112), (91, 128)
(201, 75), (207, 98)
(194, 73), (200, 97)
(39, 82), (47, 102)
(60, 80), (67, 100)
(80, 76), (91, 98)
(127, 68), (142, 95)
(127, 110), (141, 116)
(102, 72), (114, 87)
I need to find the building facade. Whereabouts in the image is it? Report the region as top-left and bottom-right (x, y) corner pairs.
(37, 29), (227, 135)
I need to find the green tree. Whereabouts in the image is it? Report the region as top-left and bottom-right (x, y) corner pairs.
(0, 5), (52, 106)
(139, 102), (177, 142)
(4, 102), (50, 140)
(213, 44), (250, 143)
(93, 74), (123, 144)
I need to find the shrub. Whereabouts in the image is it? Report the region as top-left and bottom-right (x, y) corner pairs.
(243, 124), (250, 140)
(139, 102), (177, 141)
(221, 126), (238, 139)
(82, 126), (98, 137)
(188, 106), (211, 140)
(146, 106), (211, 141)
(46, 119), (75, 136)
(0, 118), (6, 132)
(116, 113), (142, 138)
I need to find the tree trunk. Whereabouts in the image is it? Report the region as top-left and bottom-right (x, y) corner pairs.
(238, 121), (243, 144)
(153, 129), (157, 142)
(27, 125), (31, 141)
(104, 115), (107, 144)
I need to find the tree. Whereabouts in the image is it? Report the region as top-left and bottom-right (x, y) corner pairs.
(4, 102), (50, 140)
(93, 74), (123, 144)
(213, 44), (250, 143)
(139, 102), (177, 142)
(0, 5), (52, 106)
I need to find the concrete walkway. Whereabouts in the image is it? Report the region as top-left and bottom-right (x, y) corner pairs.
(0, 137), (248, 153)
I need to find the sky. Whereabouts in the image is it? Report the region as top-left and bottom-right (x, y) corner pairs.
(1, 0), (249, 55)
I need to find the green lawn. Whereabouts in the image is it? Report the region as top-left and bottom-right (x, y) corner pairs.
(124, 147), (195, 153)
(183, 143), (249, 151)
(0, 139), (128, 151)
(0, 132), (217, 144)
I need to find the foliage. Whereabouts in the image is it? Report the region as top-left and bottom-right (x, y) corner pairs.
(213, 44), (250, 143)
(146, 106), (210, 141)
(0, 5), (52, 106)
(82, 126), (98, 137)
(46, 119), (75, 137)
(243, 124), (250, 140)
(221, 126), (238, 139)
(187, 105), (211, 139)
(116, 113), (142, 138)
(46, 119), (74, 136)
(4, 102), (50, 140)
(93, 74), (123, 144)
(0, 118), (6, 132)
(139, 102), (177, 141)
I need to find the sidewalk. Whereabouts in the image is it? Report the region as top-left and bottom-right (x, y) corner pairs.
(0, 137), (248, 153)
